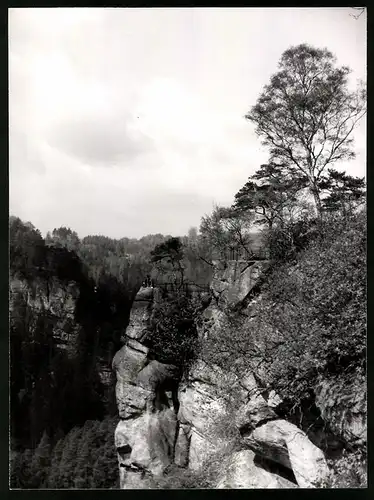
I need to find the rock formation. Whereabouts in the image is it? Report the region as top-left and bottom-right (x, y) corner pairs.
(10, 275), (114, 399)
(210, 259), (270, 308)
(314, 373), (367, 447)
(113, 259), (364, 489)
(9, 276), (80, 356)
(113, 286), (180, 488)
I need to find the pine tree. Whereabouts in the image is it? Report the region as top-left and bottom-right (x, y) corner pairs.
(45, 436), (65, 488)
(27, 431), (52, 488)
(73, 425), (95, 489)
(58, 427), (82, 488)
(9, 451), (23, 489)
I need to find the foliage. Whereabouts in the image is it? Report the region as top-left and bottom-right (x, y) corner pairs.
(147, 290), (200, 370)
(9, 217), (46, 280)
(10, 417), (119, 489)
(46, 227), (80, 253)
(150, 237), (185, 284)
(262, 214), (319, 262)
(318, 168), (365, 216)
(233, 161), (307, 229)
(200, 211), (366, 410)
(199, 204), (262, 260)
(320, 448), (367, 488)
(246, 43), (366, 217)
(260, 212), (365, 404)
(154, 442), (237, 489)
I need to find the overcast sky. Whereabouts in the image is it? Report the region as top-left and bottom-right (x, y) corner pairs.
(9, 7), (366, 239)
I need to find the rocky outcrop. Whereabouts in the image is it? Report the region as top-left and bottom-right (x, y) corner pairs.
(211, 259), (270, 308)
(113, 274), (347, 489)
(9, 276), (80, 356)
(113, 343), (180, 488)
(198, 259), (268, 341)
(177, 361), (240, 471)
(176, 361), (328, 488)
(314, 372), (367, 447)
(216, 450), (297, 489)
(242, 419), (329, 488)
(124, 286), (160, 342)
(113, 286), (181, 489)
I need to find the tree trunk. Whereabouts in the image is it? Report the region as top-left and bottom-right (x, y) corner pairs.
(310, 181), (323, 225)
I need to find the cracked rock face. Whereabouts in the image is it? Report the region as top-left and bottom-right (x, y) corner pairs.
(9, 277), (80, 357)
(216, 450), (297, 489)
(113, 283), (331, 489)
(242, 419), (329, 488)
(113, 287), (181, 489)
(124, 287), (158, 342)
(177, 361), (236, 471)
(113, 352), (180, 488)
(211, 260), (270, 308)
(314, 373), (366, 447)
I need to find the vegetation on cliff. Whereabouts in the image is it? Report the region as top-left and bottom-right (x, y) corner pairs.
(10, 42), (366, 489)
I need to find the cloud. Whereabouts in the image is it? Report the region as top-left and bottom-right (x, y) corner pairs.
(47, 110), (155, 167)
(9, 8), (366, 239)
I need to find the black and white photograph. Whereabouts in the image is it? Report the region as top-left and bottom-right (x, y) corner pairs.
(9, 7), (366, 489)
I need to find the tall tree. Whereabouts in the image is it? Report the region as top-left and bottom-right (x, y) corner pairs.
(46, 227), (80, 253)
(200, 205), (256, 260)
(150, 237), (185, 286)
(246, 44), (366, 220)
(233, 162), (307, 229)
(318, 169), (365, 216)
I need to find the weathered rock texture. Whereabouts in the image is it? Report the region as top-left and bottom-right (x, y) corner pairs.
(124, 286), (160, 342)
(9, 276), (80, 355)
(216, 450), (297, 489)
(314, 373), (367, 446)
(211, 259), (270, 308)
(177, 360), (240, 471)
(242, 419), (328, 488)
(114, 260), (364, 489)
(113, 287), (181, 488)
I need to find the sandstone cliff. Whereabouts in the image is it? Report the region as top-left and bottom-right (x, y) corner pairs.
(113, 258), (367, 489)
(9, 274), (115, 398)
(10, 276), (80, 356)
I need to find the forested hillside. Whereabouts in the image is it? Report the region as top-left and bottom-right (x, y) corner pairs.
(9, 215), (216, 488)
(9, 41), (366, 490)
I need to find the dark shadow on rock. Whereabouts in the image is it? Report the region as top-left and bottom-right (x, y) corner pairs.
(253, 453), (298, 485)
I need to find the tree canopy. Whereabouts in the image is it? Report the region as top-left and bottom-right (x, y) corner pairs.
(246, 43), (366, 219)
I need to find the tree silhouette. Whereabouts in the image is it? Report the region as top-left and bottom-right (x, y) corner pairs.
(246, 44), (366, 221)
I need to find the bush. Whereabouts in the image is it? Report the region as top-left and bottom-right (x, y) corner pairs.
(198, 212), (366, 410)
(153, 442), (237, 489)
(153, 465), (211, 489)
(319, 448), (367, 488)
(262, 212), (365, 401)
(146, 290), (200, 370)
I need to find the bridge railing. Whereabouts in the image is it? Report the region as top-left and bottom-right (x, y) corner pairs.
(141, 280), (211, 293)
(216, 248), (270, 261)
(160, 282), (211, 293)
